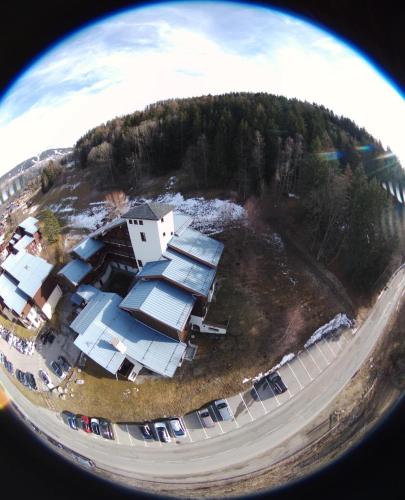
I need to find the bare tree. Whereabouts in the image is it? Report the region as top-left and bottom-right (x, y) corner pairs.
(105, 190), (129, 219)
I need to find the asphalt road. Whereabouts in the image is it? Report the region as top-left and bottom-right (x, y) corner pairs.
(1, 266), (404, 487)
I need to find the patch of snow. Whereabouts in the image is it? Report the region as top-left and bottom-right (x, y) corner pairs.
(89, 201), (106, 206)
(154, 192), (246, 234)
(304, 313), (353, 348)
(288, 193), (300, 199)
(68, 205), (109, 230)
(243, 352), (296, 384)
(65, 182), (80, 191)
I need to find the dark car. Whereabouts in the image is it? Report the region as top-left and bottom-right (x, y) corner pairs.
(77, 415), (92, 433)
(213, 399), (233, 421)
(50, 361), (64, 379)
(57, 355), (72, 373)
(251, 377), (268, 401)
(16, 369), (26, 385)
(266, 371), (288, 394)
(0, 352), (5, 365)
(154, 422), (171, 443)
(139, 424), (153, 440)
(25, 372), (37, 391)
(4, 358), (14, 375)
(90, 418), (100, 435)
(99, 419), (114, 440)
(61, 411), (78, 430)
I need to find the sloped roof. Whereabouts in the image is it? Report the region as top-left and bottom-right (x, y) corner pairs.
(0, 272), (29, 315)
(1, 250), (53, 298)
(18, 217), (38, 235)
(13, 235), (34, 252)
(89, 218), (125, 238)
(58, 259), (92, 287)
(173, 212), (193, 236)
(71, 292), (186, 377)
(72, 237), (104, 260)
(120, 279), (195, 332)
(138, 248), (215, 297)
(76, 284), (100, 303)
(123, 202), (174, 221)
(168, 227), (224, 268)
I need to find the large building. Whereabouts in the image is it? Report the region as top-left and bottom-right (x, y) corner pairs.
(0, 217), (62, 329)
(61, 202), (226, 379)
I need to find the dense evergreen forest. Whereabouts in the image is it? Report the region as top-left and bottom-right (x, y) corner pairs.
(73, 93), (402, 291)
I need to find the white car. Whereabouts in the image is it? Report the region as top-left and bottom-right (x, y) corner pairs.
(154, 422), (171, 443)
(168, 418), (186, 438)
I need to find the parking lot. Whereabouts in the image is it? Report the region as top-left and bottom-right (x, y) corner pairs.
(94, 327), (354, 448)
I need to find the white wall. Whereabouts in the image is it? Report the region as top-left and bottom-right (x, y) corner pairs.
(42, 284), (63, 319)
(126, 211), (174, 266)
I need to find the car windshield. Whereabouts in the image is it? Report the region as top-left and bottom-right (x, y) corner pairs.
(217, 403), (226, 409)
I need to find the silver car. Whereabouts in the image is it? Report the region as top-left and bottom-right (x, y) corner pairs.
(168, 418), (186, 438)
(213, 399), (233, 421)
(198, 408), (215, 428)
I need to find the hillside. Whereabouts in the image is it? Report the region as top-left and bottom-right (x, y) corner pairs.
(71, 93), (401, 293)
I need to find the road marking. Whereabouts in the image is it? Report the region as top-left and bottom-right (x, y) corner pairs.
(252, 385), (269, 413)
(288, 362), (304, 389)
(113, 425), (120, 444)
(298, 354), (313, 381)
(183, 420), (193, 442)
(323, 338), (337, 357)
(239, 393), (254, 422)
(315, 342), (330, 365)
(305, 347), (322, 373)
(125, 424), (134, 446)
(225, 398), (239, 427)
(195, 412), (209, 439)
(216, 419), (225, 434)
(265, 378), (282, 405)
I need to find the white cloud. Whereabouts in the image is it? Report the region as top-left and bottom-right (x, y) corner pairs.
(0, 2), (404, 174)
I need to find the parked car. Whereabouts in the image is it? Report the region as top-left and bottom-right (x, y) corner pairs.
(99, 419), (114, 440)
(61, 411), (78, 430)
(198, 408), (215, 428)
(57, 355), (72, 373)
(16, 369), (26, 385)
(25, 372), (37, 391)
(154, 422), (171, 443)
(266, 371), (288, 394)
(90, 418), (100, 435)
(76, 415), (92, 433)
(4, 359), (14, 375)
(168, 418), (186, 438)
(38, 369), (54, 389)
(0, 352), (5, 365)
(213, 399), (233, 421)
(50, 361), (64, 379)
(251, 377), (268, 401)
(139, 423), (153, 440)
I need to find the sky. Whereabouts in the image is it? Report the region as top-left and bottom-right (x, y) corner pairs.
(0, 1), (404, 175)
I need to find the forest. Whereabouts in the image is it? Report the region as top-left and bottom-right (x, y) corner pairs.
(73, 93), (402, 291)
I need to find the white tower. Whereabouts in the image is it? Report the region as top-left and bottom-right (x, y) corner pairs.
(123, 203), (174, 268)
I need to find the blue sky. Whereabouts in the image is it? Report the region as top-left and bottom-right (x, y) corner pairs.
(0, 1), (404, 174)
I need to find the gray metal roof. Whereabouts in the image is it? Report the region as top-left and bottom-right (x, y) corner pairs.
(120, 279), (196, 332)
(138, 248), (215, 297)
(58, 259), (92, 286)
(72, 237), (104, 260)
(1, 250), (53, 298)
(13, 235), (34, 252)
(71, 292), (186, 377)
(0, 272), (29, 314)
(168, 227), (224, 268)
(123, 202), (174, 221)
(18, 217), (39, 235)
(89, 218), (125, 238)
(173, 212), (193, 236)
(76, 284), (100, 302)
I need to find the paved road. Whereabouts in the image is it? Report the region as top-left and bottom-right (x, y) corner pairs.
(1, 266), (404, 487)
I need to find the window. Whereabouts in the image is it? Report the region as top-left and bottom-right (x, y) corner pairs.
(139, 220), (143, 225)
(129, 220), (133, 224)
(163, 232), (166, 237)
(161, 217), (164, 222)
(170, 231), (173, 235)
(140, 232), (146, 242)
(134, 220), (138, 225)
(138, 260), (143, 267)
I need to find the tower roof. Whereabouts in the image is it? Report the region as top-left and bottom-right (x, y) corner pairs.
(123, 202), (174, 221)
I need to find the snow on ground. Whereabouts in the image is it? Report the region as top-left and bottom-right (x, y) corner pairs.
(64, 182), (80, 191)
(68, 205), (109, 230)
(304, 313), (353, 348)
(243, 353), (296, 384)
(155, 192), (246, 234)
